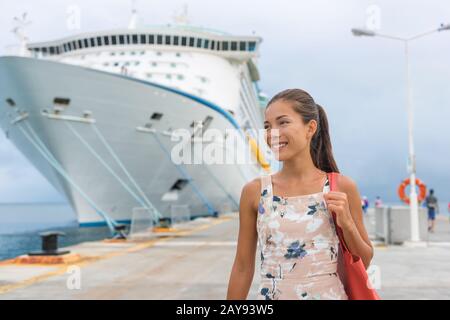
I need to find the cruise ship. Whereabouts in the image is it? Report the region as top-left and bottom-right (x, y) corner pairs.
(0, 13), (275, 229)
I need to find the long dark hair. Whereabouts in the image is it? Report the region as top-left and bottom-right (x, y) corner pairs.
(266, 88), (339, 173)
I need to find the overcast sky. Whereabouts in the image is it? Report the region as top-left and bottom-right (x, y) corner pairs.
(0, 0), (449, 206)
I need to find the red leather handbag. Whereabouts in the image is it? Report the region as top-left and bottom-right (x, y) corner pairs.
(327, 172), (380, 300)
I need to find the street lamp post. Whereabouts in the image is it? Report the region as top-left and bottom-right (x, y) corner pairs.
(351, 24), (450, 242)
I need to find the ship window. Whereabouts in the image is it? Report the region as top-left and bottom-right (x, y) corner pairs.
(170, 179), (188, 191)
(49, 47), (55, 55)
(165, 36), (171, 45)
(211, 40), (215, 50)
(149, 34), (154, 44)
(42, 47), (48, 54)
(171, 63), (176, 68)
(135, 61), (140, 66)
(189, 37), (195, 47)
(84, 39), (89, 48)
(6, 98), (16, 107)
(177, 74), (184, 80)
(248, 41), (256, 51)
(140, 34), (146, 44)
(72, 41), (78, 50)
(231, 41), (237, 51)
(54, 97), (70, 106)
(146, 73), (152, 78)
(239, 41), (246, 51)
(166, 74), (172, 79)
(104, 36), (110, 45)
(222, 41), (229, 51)
(151, 62), (157, 66)
(132, 34), (138, 44)
(175, 52), (181, 57)
(119, 35), (125, 44)
(156, 51), (162, 56)
(131, 51), (136, 55)
(181, 36), (187, 46)
(216, 42), (221, 50)
(114, 62), (119, 67)
(78, 40), (83, 49)
(204, 39), (209, 49)
(173, 36), (179, 45)
(110, 52), (116, 56)
(126, 35), (131, 44)
(112, 36), (117, 45)
(120, 51), (125, 55)
(90, 38), (95, 47)
(196, 38), (202, 48)
(63, 44), (68, 52)
(56, 47), (61, 54)
(140, 51), (145, 55)
(97, 37), (103, 46)
(157, 35), (163, 45)
(151, 112), (163, 120)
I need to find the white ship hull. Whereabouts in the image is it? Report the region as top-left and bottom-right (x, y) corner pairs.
(0, 57), (264, 226)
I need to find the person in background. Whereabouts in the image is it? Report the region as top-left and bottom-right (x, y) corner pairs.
(425, 189), (439, 233)
(361, 196), (369, 214)
(374, 196), (383, 208)
(447, 202), (450, 224)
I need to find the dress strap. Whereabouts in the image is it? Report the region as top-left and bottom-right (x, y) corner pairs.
(322, 175), (330, 194)
(260, 174), (273, 212)
(260, 174), (272, 192)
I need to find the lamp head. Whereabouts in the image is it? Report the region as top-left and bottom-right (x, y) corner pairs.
(351, 28), (376, 37)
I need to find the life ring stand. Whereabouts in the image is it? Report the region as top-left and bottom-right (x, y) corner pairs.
(397, 178), (427, 204)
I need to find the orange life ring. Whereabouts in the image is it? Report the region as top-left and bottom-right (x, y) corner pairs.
(397, 178), (427, 204)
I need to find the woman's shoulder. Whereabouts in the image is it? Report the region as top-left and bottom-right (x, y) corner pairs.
(335, 173), (359, 193)
(240, 177), (263, 211)
(241, 177), (262, 198)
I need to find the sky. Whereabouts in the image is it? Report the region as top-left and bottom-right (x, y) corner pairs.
(0, 0), (449, 207)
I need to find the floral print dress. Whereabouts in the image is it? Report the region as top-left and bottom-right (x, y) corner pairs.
(256, 174), (348, 300)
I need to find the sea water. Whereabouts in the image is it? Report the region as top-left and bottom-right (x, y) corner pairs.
(0, 202), (110, 261)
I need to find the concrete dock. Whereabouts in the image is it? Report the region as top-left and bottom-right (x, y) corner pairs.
(1, 212), (450, 300)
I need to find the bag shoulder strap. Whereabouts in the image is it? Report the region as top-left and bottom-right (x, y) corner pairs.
(327, 172), (350, 253)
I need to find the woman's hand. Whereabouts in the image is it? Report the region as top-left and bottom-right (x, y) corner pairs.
(323, 191), (356, 231)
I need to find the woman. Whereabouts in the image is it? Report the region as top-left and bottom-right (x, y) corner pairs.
(226, 89), (373, 300)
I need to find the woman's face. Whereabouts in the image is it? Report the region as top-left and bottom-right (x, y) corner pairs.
(264, 100), (317, 161)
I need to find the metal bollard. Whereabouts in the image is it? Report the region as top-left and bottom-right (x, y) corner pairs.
(158, 217), (171, 228)
(28, 231), (70, 256)
(112, 224), (128, 239)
